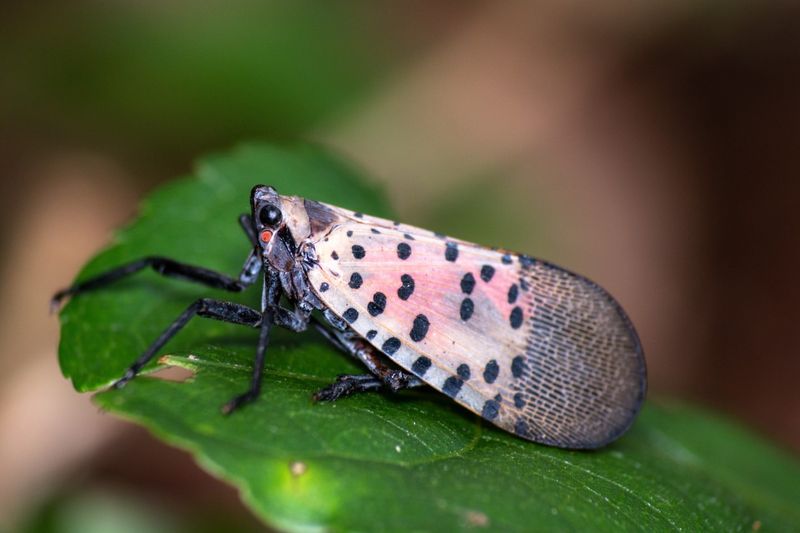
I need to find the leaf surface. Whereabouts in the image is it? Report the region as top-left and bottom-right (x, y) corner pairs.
(58, 143), (800, 532)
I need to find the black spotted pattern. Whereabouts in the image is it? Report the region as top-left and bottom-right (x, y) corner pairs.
(368, 292), (387, 317)
(502, 254), (513, 265)
(320, 282), (330, 292)
(460, 273), (475, 294)
(480, 265), (495, 282)
(343, 308), (359, 323)
(507, 284), (519, 304)
(410, 314), (430, 342)
(511, 355), (525, 378)
(397, 242), (412, 260)
(366, 330), (377, 340)
(457, 364), (471, 380)
(514, 392), (525, 408)
(382, 337), (401, 355)
(445, 242), (458, 262)
(352, 245), (365, 259)
(371, 228), (381, 234)
(397, 274), (415, 300)
(404, 233), (415, 241)
(482, 399), (500, 420)
(348, 272), (363, 289)
(331, 251), (339, 260)
(483, 359), (499, 384)
(442, 377), (463, 398)
(411, 356), (432, 376)
(460, 298), (474, 321)
(346, 230), (353, 237)
(515, 420), (529, 436)
(510, 306), (523, 329)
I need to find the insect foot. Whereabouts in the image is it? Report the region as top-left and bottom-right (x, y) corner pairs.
(383, 370), (414, 393)
(313, 374), (382, 402)
(221, 390), (260, 415)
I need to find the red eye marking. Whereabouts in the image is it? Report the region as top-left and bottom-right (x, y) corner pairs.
(260, 230), (273, 243)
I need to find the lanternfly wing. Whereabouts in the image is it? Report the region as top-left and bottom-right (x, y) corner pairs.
(305, 206), (646, 449)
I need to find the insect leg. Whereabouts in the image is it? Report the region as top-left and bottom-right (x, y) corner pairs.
(310, 323), (424, 401)
(112, 298), (262, 389)
(312, 374), (384, 401)
(238, 213), (257, 245)
(272, 306), (310, 332)
(221, 269), (282, 414)
(52, 251), (262, 311)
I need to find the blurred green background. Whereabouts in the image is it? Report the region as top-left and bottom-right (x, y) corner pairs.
(2, 1), (799, 530)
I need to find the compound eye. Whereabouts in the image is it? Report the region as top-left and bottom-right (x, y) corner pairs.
(258, 204), (282, 227)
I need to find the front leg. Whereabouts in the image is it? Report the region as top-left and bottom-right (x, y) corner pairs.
(221, 269), (281, 414)
(52, 214), (263, 311)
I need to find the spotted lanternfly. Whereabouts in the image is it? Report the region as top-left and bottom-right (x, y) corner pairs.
(53, 185), (646, 449)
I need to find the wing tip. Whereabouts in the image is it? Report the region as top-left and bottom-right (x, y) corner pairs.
(518, 261), (648, 450)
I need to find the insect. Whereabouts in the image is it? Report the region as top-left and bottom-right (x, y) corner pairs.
(53, 185), (646, 449)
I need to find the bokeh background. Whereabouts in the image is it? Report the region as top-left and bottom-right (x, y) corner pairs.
(2, 1), (799, 530)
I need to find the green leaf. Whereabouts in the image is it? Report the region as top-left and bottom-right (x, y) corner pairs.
(58, 143), (800, 532)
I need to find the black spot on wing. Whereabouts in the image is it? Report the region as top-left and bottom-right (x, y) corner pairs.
(483, 360), (499, 384)
(442, 376), (463, 398)
(348, 272), (363, 289)
(508, 284), (519, 304)
(482, 399), (500, 420)
(331, 251), (339, 260)
(351, 245), (365, 259)
(460, 273), (475, 294)
(460, 298), (474, 321)
(397, 274), (415, 300)
(445, 242), (458, 262)
(397, 242), (412, 260)
(511, 355), (526, 378)
(343, 308), (359, 323)
(480, 265), (495, 282)
(457, 364), (471, 380)
(514, 392), (525, 408)
(411, 356), (432, 376)
(366, 330), (377, 340)
(410, 314), (430, 342)
(510, 306), (523, 329)
(382, 337), (401, 355)
(502, 254), (513, 265)
(515, 419), (529, 436)
(320, 282), (329, 292)
(368, 292), (387, 316)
